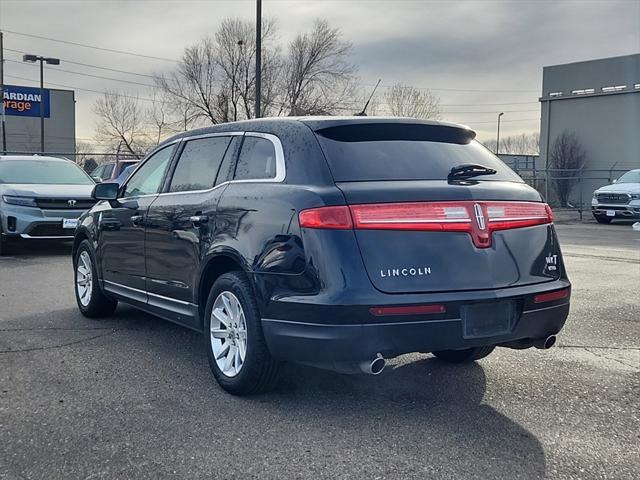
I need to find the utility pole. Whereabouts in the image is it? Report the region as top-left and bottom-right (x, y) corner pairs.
(496, 112), (504, 155)
(0, 31), (7, 154)
(255, 0), (262, 118)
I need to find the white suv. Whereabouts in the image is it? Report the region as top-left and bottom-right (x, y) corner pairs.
(591, 169), (640, 223)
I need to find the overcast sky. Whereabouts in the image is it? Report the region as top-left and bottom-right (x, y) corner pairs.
(1, 0), (638, 147)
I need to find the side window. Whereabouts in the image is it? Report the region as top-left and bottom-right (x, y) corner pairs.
(102, 163), (115, 180)
(91, 165), (104, 178)
(168, 136), (231, 192)
(216, 136), (241, 186)
(234, 136), (277, 181)
(123, 145), (175, 198)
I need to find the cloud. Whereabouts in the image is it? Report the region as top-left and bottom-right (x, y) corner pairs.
(1, 0), (638, 144)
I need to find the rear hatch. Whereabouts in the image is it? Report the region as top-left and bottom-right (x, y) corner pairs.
(312, 121), (561, 294)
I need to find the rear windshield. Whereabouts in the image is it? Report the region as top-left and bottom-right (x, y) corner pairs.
(315, 124), (522, 183)
(0, 160), (94, 185)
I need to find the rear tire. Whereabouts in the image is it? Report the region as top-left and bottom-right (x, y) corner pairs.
(204, 271), (281, 395)
(594, 216), (612, 224)
(432, 346), (495, 363)
(74, 240), (117, 318)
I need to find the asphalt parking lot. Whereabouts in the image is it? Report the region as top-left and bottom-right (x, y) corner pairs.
(1, 222), (638, 479)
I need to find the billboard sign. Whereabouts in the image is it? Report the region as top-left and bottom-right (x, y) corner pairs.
(2, 85), (50, 118)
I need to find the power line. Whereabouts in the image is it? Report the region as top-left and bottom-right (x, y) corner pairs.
(5, 47), (156, 79)
(5, 74), (159, 103)
(367, 83), (539, 94)
(3, 29), (178, 63)
(6, 59), (157, 88)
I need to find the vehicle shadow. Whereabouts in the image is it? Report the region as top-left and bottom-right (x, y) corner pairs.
(5, 304), (547, 477)
(109, 306), (547, 477)
(4, 239), (72, 257)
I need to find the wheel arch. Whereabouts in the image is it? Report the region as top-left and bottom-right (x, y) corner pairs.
(197, 252), (248, 325)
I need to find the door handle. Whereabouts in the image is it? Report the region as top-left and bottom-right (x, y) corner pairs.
(131, 214), (144, 226)
(189, 215), (209, 227)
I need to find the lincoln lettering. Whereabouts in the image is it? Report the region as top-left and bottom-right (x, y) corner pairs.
(380, 267), (432, 278)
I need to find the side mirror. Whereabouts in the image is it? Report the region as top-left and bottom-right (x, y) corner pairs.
(92, 182), (119, 201)
(612, 178), (618, 184)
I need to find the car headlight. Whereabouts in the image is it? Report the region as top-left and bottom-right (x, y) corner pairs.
(630, 194), (640, 200)
(1, 195), (37, 207)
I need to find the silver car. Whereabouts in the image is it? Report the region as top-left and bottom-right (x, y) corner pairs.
(0, 155), (96, 255)
(591, 169), (640, 224)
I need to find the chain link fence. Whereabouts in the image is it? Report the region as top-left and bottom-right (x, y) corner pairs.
(512, 165), (630, 220)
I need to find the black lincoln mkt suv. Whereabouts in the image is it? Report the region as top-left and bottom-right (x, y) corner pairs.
(72, 117), (571, 395)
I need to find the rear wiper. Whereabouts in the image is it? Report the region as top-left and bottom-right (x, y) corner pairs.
(448, 164), (497, 180)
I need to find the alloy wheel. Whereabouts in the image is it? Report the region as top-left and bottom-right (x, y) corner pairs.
(76, 251), (93, 307)
(210, 291), (247, 377)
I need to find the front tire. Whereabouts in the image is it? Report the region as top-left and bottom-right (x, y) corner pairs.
(74, 240), (117, 318)
(204, 271), (280, 395)
(432, 346), (495, 363)
(0, 228), (13, 256)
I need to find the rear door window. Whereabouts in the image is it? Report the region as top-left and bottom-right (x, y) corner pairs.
(234, 136), (277, 180)
(168, 136), (231, 192)
(315, 124), (522, 182)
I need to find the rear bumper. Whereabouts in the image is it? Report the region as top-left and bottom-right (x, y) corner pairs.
(261, 281), (571, 363)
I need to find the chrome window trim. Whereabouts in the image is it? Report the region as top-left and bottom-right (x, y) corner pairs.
(155, 131), (286, 197)
(234, 132), (286, 183)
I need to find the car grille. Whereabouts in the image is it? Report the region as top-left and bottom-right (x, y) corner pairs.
(27, 224), (75, 237)
(35, 198), (96, 210)
(596, 193), (630, 204)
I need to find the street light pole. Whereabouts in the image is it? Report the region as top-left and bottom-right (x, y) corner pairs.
(255, 0), (262, 118)
(496, 112), (504, 155)
(22, 54), (59, 153)
(39, 59), (44, 152)
(0, 31), (7, 154)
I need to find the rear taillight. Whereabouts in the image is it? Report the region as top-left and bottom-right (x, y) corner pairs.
(299, 205), (353, 229)
(299, 201), (553, 248)
(534, 288), (570, 304)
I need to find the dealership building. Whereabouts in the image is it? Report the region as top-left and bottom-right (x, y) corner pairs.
(539, 54), (640, 201)
(1, 84), (76, 155)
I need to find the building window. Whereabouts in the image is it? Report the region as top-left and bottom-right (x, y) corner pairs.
(571, 88), (595, 95)
(549, 91), (563, 97)
(602, 85), (627, 92)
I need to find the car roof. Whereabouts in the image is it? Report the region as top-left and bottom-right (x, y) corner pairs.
(159, 116), (476, 147)
(0, 155), (71, 162)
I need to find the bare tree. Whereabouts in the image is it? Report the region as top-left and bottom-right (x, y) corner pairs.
(155, 18), (281, 124)
(215, 18), (281, 120)
(93, 91), (148, 157)
(484, 133), (540, 155)
(74, 141), (97, 170)
(155, 38), (222, 124)
(282, 20), (357, 116)
(549, 131), (586, 207)
(147, 90), (178, 144)
(383, 83), (441, 119)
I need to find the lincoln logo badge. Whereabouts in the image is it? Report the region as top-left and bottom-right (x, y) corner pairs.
(68, 200), (77, 207)
(474, 203), (486, 230)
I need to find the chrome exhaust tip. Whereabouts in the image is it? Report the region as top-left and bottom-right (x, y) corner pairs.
(533, 335), (557, 350)
(359, 354), (386, 375)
